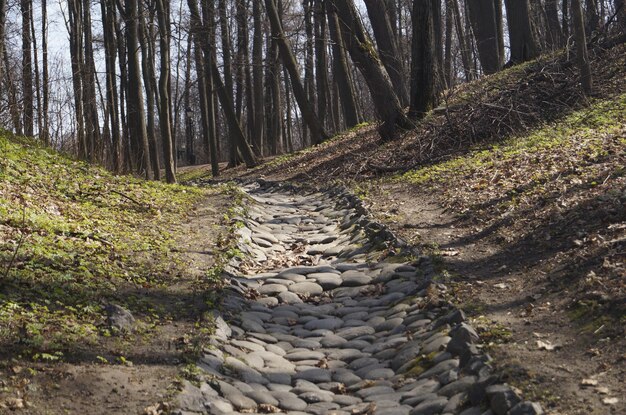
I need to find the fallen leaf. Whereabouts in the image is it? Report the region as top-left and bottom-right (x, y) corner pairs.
(580, 378), (598, 386)
(6, 398), (24, 410)
(595, 386), (610, 394)
(602, 397), (619, 405)
(494, 283), (509, 289)
(537, 340), (561, 351)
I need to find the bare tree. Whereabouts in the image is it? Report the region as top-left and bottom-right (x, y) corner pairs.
(265, 0), (329, 144)
(410, 0), (438, 117)
(330, 0), (412, 140)
(21, 0), (34, 136)
(466, 0), (503, 74)
(571, 0), (593, 94)
(504, 0), (540, 63)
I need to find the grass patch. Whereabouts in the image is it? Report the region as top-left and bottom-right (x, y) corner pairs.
(0, 132), (216, 359)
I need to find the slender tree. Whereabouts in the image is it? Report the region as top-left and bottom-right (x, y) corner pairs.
(410, 0), (438, 118)
(21, 0), (34, 136)
(0, 0), (5, 89)
(265, 0), (329, 144)
(571, 0), (592, 94)
(363, 0), (409, 105)
(155, 0), (176, 183)
(41, 0), (50, 144)
(200, 0), (220, 176)
(252, 0), (265, 155)
(330, 0), (412, 140)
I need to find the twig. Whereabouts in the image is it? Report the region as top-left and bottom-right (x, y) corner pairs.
(109, 189), (152, 210)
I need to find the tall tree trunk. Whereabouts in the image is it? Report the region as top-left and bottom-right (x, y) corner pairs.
(101, 0), (121, 172)
(183, 39), (194, 166)
(563, 0), (570, 41)
(0, 0), (5, 91)
(200, 0), (220, 176)
(571, 0), (592, 94)
(138, 5), (161, 180)
(326, 4), (360, 128)
(330, 0), (412, 140)
(30, 1), (42, 138)
(504, 0), (540, 63)
(265, 18), (283, 155)
(303, 0), (316, 146)
(218, 0), (237, 164)
(114, 14), (130, 171)
(265, 0), (329, 144)
(451, 0), (473, 80)
(121, 0), (152, 178)
(3, 48), (22, 135)
(252, 0), (265, 156)
(466, 0), (502, 74)
(21, 0), (33, 136)
(363, 0), (409, 106)
(41, 0), (49, 144)
(585, 0), (600, 35)
(494, 0), (505, 66)
(545, 0), (564, 48)
(67, 0), (86, 157)
(444, 0), (453, 87)
(82, 0), (101, 160)
(616, 0), (626, 33)
(410, 0), (438, 118)
(155, 0), (176, 183)
(314, 0), (329, 131)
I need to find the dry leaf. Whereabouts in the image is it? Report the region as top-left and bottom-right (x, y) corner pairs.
(580, 378), (598, 386)
(602, 397), (619, 405)
(536, 340), (560, 351)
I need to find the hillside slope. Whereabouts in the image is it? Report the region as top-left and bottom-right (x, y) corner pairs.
(0, 134), (229, 413)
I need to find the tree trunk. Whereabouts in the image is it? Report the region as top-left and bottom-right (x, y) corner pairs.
(563, 0), (570, 41)
(363, 0), (409, 105)
(444, 0), (453, 87)
(138, 5), (161, 180)
(314, 0), (329, 132)
(410, 0), (438, 118)
(101, 0), (122, 172)
(0, 0), (5, 92)
(585, 0), (600, 35)
(326, 4), (360, 128)
(330, 0), (412, 140)
(200, 0), (220, 176)
(571, 0), (592, 94)
(30, 3), (42, 139)
(21, 0), (34, 136)
(218, 0), (237, 165)
(450, 0), (473, 80)
(3, 48), (22, 134)
(155, 0), (176, 183)
(265, 17), (283, 155)
(616, 0), (626, 33)
(545, 0), (564, 48)
(264, 0), (329, 144)
(82, 0), (101, 160)
(121, 0), (152, 178)
(252, 0), (265, 156)
(67, 0), (86, 157)
(466, 0), (502, 74)
(41, 0), (49, 145)
(504, 0), (540, 63)
(303, 0), (316, 146)
(494, 0), (505, 67)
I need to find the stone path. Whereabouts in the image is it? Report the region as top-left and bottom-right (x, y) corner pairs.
(175, 182), (542, 415)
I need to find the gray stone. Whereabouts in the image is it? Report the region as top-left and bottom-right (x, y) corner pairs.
(105, 304), (135, 333)
(244, 390), (279, 406)
(508, 402), (544, 415)
(294, 368), (332, 383)
(304, 318), (344, 331)
(271, 391), (308, 411)
(336, 326), (375, 340)
(258, 283), (288, 295)
(409, 396), (449, 415)
(289, 281), (324, 295)
(486, 384), (521, 415)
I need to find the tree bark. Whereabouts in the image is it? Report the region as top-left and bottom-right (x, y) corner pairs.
(265, 0), (329, 144)
(504, 0), (540, 63)
(326, 3), (360, 128)
(82, 0), (101, 160)
(363, 0), (409, 105)
(120, 0), (152, 178)
(252, 0), (265, 155)
(571, 0), (592, 94)
(41, 0), (50, 145)
(314, 0), (329, 131)
(265, 15), (283, 155)
(200, 0), (220, 176)
(450, 0), (473, 80)
(330, 0), (412, 140)
(466, 0), (502, 74)
(0, 0), (5, 91)
(101, 0), (121, 172)
(545, 0), (564, 48)
(155, 0), (176, 183)
(410, 0), (438, 118)
(444, 0), (453, 87)
(21, 0), (34, 136)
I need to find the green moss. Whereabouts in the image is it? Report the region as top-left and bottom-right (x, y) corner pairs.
(0, 131), (217, 358)
(397, 94), (626, 187)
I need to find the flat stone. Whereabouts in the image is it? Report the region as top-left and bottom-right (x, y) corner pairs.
(294, 368), (332, 383)
(286, 350), (325, 361)
(278, 291), (303, 304)
(258, 283), (289, 295)
(508, 401), (544, 415)
(271, 391), (308, 411)
(309, 273), (343, 289)
(337, 326), (375, 340)
(438, 376), (477, 397)
(409, 396), (449, 415)
(304, 318), (344, 331)
(244, 390), (279, 406)
(341, 271), (372, 286)
(289, 281), (324, 296)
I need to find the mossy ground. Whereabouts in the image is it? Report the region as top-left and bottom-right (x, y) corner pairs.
(0, 132), (232, 411)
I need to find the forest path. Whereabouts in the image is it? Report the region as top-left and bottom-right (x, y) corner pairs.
(173, 182), (542, 415)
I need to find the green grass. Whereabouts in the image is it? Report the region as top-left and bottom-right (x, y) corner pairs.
(398, 94), (626, 187)
(0, 132), (213, 357)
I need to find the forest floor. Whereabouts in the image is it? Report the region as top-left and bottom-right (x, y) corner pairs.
(209, 43), (625, 415)
(0, 134), (238, 414)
